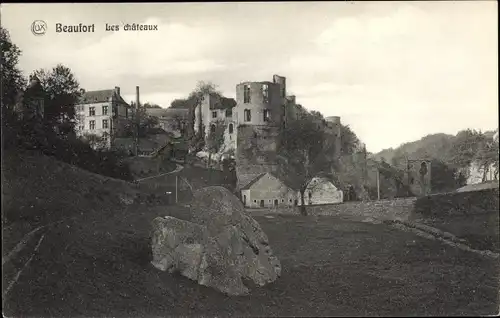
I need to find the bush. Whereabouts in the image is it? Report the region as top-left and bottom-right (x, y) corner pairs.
(3, 113), (133, 181)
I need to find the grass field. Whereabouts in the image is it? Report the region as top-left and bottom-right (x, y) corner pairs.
(3, 204), (499, 317)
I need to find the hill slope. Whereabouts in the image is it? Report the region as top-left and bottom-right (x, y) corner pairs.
(1, 149), (169, 253)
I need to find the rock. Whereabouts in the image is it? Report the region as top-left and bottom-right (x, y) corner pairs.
(150, 186), (281, 296)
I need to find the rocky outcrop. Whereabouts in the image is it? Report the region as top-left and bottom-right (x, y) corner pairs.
(151, 186), (281, 296)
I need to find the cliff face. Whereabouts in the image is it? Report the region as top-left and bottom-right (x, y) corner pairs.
(235, 125), (280, 190)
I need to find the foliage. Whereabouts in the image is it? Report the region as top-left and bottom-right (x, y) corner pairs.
(1, 26), (26, 112)
(123, 103), (159, 138)
(82, 133), (108, 150)
(142, 102), (162, 109)
(32, 64), (84, 136)
(1, 26), (132, 181)
(277, 111), (330, 214)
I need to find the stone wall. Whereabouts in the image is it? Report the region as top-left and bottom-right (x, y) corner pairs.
(305, 198), (417, 220)
(247, 197), (417, 220)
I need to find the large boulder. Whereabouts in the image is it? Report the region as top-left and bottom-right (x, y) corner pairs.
(150, 186), (281, 295)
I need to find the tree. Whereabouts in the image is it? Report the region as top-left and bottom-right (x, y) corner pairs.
(170, 99), (190, 109)
(447, 129), (485, 169)
(171, 113), (188, 137)
(32, 64), (84, 136)
(82, 133), (108, 150)
(473, 135), (499, 181)
(277, 112), (330, 215)
(339, 124), (361, 156)
(123, 103), (159, 138)
(142, 102), (162, 109)
(1, 27), (26, 112)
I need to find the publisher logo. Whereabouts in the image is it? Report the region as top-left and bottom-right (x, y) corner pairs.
(31, 20), (47, 36)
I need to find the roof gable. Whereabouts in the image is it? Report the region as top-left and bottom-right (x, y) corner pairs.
(305, 177), (339, 191)
(79, 89), (129, 105)
(242, 172), (292, 191)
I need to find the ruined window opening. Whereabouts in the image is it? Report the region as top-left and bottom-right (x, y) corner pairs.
(262, 84), (269, 103)
(244, 109), (251, 122)
(244, 85), (251, 103)
(89, 107), (95, 116)
(264, 109), (271, 122)
(229, 123), (234, 134)
(225, 109), (232, 117)
(212, 111), (217, 119)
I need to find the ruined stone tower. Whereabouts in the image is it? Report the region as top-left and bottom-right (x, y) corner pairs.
(234, 74), (294, 190)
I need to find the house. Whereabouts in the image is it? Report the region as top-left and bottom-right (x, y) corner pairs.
(194, 93), (237, 152)
(74, 86), (131, 149)
(299, 177), (343, 205)
(240, 172), (297, 208)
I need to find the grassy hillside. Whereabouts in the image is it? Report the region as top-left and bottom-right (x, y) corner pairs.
(372, 129), (498, 164)
(1, 149), (170, 253)
(371, 133), (455, 163)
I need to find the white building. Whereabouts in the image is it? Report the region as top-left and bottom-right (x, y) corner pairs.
(240, 172), (298, 208)
(299, 177), (344, 205)
(75, 87), (131, 149)
(194, 93), (237, 154)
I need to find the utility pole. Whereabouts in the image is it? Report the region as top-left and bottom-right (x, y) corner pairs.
(175, 175), (178, 204)
(376, 168), (380, 200)
(134, 86), (140, 156)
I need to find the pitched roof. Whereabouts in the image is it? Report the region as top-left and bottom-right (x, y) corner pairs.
(241, 172), (297, 191)
(79, 89), (128, 105)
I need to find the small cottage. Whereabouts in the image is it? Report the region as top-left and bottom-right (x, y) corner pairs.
(240, 172), (297, 208)
(299, 177), (343, 205)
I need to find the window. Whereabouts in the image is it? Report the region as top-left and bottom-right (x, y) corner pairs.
(78, 125), (84, 131)
(102, 105), (108, 115)
(281, 199), (284, 203)
(102, 119), (109, 129)
(89, 107), (95, 116)
(244, 109), (251, 122)
(225, 109), (232, 117)
(212, 111), (217, 119)
(210, 124), (216, 133)
(228, 123), (234, 134)
(89, 120), (95, 130)
(262, 84), (269, 103)
(243, 84), (251, 103)
(263, 109), (271, 122)
(125, 108), (128, 119)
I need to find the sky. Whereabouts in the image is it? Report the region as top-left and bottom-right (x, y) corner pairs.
(1, 1), (498, 153)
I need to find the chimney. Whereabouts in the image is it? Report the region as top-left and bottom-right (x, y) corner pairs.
(115, 86), (120, 96)
(135, 86), (140, 108)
